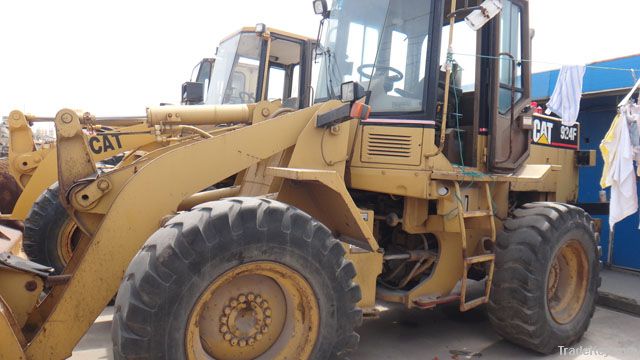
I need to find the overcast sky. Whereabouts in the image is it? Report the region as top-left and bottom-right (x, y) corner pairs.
(0, 0), (638, 118)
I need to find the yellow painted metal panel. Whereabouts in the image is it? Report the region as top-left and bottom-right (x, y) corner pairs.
(0, 295), (25, 360)
(360, 126), (423, 166)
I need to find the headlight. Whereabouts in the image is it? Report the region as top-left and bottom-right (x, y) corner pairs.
(340, 81), (366, 103)
(313, 0), (329, 18)
(255, 23), (266, 34)
(341, 82), (356, 103)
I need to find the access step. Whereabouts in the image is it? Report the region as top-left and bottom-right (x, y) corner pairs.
(462, 210), (493, 218)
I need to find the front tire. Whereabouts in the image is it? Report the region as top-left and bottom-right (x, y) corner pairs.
(488, 202), (600, 354)
(112, 197), (362, 359)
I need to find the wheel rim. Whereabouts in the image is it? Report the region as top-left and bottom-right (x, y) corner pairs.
(547, 239), (589, 324)
(56, 219), (85, 266)
(186, 261), (319, 360)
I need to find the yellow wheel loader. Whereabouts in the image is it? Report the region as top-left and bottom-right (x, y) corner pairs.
(0, 1), (599, 359)
(1, 26), (316, 274)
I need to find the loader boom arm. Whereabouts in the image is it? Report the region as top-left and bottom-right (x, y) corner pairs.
(22, 101), (341, 359)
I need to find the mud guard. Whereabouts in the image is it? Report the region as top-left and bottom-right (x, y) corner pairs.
(270, 167), (383, 311)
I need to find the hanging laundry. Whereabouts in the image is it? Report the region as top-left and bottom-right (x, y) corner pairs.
(545, 65), (586, 126)
(629, 103), (640, 176)
(619, 77), (640, 176)
(600, 111), (638, 230)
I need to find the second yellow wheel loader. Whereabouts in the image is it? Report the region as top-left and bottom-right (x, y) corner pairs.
(2, 26), (316, 274)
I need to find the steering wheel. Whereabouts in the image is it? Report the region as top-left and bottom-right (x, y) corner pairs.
(239, 91), (255, 103)
(357, 64), (404, 83)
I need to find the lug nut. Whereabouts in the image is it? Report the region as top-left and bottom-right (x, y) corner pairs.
(220, 325), (228, 333)
(264, 308), (272, 316)
(230, 299), (239, 307)
(223, 333), (232, 341)
(248, 337), (256, 345)
(264, 317), (272, 325)
(255, 333), (263, 340)
(224, 306), (232, 315)
(239, 339), (247, 347)
(238, 294), (247, 302)
(247, 293), (255, 301)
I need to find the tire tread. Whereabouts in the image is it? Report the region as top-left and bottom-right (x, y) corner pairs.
(112, 197), (362, 359)
(488, 202), (600, 354)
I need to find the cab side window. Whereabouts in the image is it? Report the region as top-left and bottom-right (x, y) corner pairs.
(498, 1), (523, 113)
(266, 37), (304, 108)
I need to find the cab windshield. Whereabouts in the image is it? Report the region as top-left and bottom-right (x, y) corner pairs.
(206, 33), (262, 105)
(315, 0), (434, 113)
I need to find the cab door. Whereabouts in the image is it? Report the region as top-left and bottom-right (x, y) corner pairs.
(487, 0), (532, 173)
(263, 34), (310, 109)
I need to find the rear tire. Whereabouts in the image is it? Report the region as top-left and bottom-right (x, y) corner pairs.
(0, 157), (22, 216)
(488, 202), (600, 354)
(22, 184), (83, 273)
(112, 197), (362, 359)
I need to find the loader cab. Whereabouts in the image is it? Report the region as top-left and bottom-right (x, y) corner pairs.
(315, 0), (531, 172)
(181, 58), (215, 105)
(206, 26), (315, 109)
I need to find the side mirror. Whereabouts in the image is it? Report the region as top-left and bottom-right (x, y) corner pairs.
(312, 0), (329, 19)
(181, 82), (205, 105)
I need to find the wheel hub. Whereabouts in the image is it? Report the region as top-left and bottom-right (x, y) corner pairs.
(57, 219), (85, 266)
(547, 239), (589, 324)
(186, 262), (319, 360)
(218, 292), (273, 347)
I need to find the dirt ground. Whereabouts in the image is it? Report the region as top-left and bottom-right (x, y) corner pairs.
(72, 303), (640, 359)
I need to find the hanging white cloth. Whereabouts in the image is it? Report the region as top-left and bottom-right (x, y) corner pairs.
(626, 103), (640, 175)
(600, 108), (638, 230)
(545, 65), (586, 126)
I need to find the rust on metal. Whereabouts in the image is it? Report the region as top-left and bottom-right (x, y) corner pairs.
(46, 275), (72, 287)
(413, 294), (461, 309)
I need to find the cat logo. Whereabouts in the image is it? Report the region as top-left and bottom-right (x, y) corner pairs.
(88, 134), (123, 155)
(532, 119), (553, 145)
(537, 133), (549, 145)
